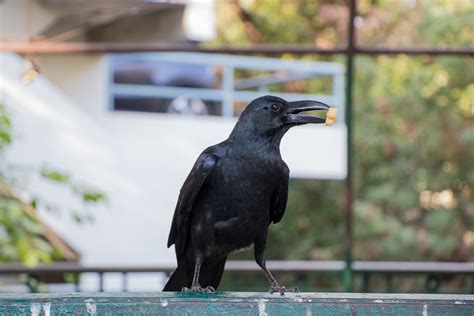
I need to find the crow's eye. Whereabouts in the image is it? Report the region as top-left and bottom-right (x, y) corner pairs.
(270, 104), (279, 111)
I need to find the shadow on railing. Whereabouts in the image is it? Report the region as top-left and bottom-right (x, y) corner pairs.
(0, 260), (473, 294)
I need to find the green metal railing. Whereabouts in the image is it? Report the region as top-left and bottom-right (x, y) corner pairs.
(0, 261), (473, 294)
(2, 292), (474, 315)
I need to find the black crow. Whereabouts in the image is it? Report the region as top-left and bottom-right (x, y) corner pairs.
(163, 95), (335, 294)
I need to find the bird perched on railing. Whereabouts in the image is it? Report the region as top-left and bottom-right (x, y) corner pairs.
(163, 95), (336, 294)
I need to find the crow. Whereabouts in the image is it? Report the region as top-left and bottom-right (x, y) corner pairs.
(163, 95), (334, 294)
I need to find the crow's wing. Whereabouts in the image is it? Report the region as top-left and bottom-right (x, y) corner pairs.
(167, 151), (217, 256)
(270, 166), (289, 224)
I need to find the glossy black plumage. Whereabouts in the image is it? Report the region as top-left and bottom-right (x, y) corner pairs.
(163, 95), (331, 293)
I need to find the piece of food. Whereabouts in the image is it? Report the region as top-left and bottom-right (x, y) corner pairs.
(325, 107), (337, 126)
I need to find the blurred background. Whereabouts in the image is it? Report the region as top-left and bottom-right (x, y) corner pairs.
(0, 0), (472, 294)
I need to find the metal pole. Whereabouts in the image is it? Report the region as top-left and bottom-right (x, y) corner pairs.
(222, 65), (235, 117)
(98, 272), (104, 292)
(122, 272), (128, 292)
(343, 0), (356, 293)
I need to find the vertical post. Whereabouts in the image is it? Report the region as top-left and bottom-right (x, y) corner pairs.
(222, 65), (234, 117)
(333, 73), (345, 123)
(98, 272), (104, 292)
(343, 0), (356, 293)
(122, 272), (128, 292)
(386, 274), (393, 293)
(471, 275), (474, 294)
(74, 273), (80, 292)
(362, 272), (370, 293)
(107, 56), (115, 112)
(26, 275), (39, 293)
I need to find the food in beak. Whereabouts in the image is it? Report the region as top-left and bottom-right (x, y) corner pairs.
(325, 108), (338, 126)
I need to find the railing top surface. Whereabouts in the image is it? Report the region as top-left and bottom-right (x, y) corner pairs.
(1, 292), (473, 315)
(353, 261), (474, 273)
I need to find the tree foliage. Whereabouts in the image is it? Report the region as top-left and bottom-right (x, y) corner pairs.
(354, 54), (473, 261)
(214, 0), (474, 264)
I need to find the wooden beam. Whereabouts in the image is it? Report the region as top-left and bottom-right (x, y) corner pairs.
(0, 42), (345, 55)
(1, 41), (473, 56)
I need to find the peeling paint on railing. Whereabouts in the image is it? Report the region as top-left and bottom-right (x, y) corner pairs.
(85, 298), (96, 315)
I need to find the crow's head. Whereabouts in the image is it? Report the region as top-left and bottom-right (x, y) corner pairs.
(231, 95), (335, 140)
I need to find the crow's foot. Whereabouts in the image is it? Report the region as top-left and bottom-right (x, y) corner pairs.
(269, 284), (299, 296)
(181, 284), (215, 293)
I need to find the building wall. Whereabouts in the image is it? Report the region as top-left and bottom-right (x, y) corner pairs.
(0, 0), (55, 39)
(86, 6), (187, 43)
(38, 55), (110, 118)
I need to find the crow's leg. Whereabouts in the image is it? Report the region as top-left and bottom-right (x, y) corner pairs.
(254, 238), (298, 295)
(181, 254), (215, 293)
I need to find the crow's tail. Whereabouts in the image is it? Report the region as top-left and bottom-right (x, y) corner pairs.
(162, 257), (227, 292)
(162, 258), (191, 291)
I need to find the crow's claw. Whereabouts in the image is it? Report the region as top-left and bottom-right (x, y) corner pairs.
(269, 284), (299, 296)
(181, 285), (215, 293)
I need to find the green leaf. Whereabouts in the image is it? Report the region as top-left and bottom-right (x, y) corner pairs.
(40, 168), (70, 183)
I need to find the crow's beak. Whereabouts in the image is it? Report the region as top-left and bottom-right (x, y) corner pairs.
(283, 100), (337, 125)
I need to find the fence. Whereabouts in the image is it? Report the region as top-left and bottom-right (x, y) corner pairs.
(1, 261), (472, 294)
